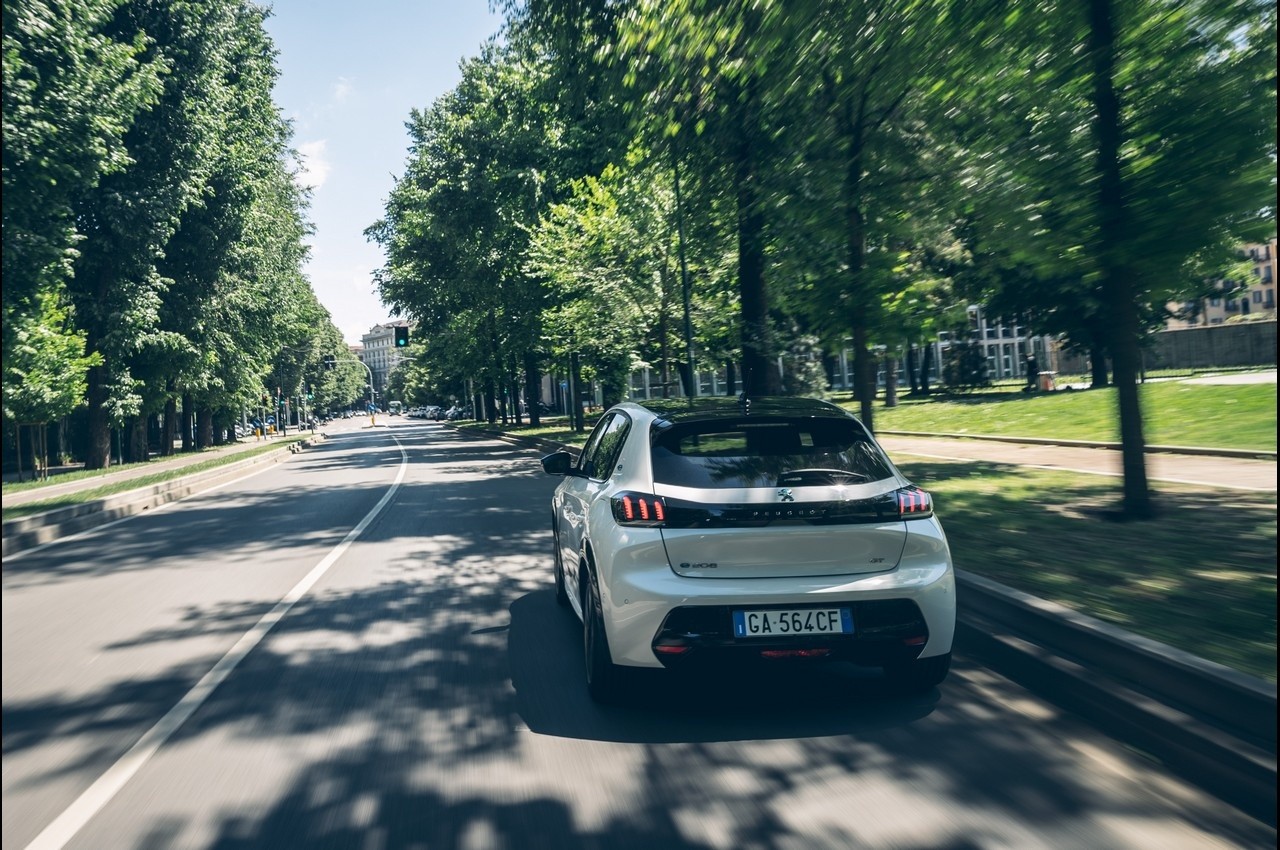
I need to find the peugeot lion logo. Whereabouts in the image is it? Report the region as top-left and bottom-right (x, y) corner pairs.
(778, 488), (795, 502)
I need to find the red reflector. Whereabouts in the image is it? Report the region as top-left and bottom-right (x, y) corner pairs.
(654, 645), (691, 655)
(903, 635), (927, 646)
(761, 648), (831, 658)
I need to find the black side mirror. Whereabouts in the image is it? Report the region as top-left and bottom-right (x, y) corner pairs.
(541, 451), (575, 476)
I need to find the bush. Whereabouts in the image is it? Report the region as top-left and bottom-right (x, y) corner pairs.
(942, 341), (991, 393)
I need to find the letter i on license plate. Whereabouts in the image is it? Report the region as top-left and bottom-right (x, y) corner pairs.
(732, 608), (853, 638)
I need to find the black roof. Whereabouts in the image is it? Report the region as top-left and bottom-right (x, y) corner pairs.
(636, 396), (851, 423)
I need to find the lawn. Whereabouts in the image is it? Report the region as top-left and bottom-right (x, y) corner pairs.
(844, 379), (1276, 451)
(1, 437), (307, 521)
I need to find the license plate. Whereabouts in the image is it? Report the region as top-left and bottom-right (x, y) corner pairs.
(732, 608), (853, 638)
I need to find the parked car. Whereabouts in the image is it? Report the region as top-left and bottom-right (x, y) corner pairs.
(540, 396), (955, 702)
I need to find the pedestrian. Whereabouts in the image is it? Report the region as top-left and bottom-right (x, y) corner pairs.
(1025, 352), (1039, 389)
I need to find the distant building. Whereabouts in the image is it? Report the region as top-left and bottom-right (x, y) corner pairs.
(1168, 238), (1277, 328)
(360, 321), (410, 393)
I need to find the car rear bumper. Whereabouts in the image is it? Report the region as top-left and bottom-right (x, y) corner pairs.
(600, 551), (956, 669)
(647, 598), (936, 669)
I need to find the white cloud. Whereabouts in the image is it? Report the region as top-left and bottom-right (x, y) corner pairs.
(295, 140), (331, 190)
(332, 77), (354, 104)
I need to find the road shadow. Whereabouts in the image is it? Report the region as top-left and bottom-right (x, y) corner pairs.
(6, 432), (1275, 849)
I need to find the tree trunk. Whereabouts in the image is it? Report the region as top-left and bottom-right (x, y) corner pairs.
(181, 394), (194, 451)
(852, 325), (875, 432)
(162, 397), (177, 456)
(841, 106), (875, 429)
(906, 344), (920, 393)
(919, 345), (933, 394)
(524, 352), (542, 427)
(884, 357), (899, 408)
(85, 360), (112, 469)
(15, 423), (24, 483)
(197, 409), (214, 448)
(483, 377), (498, 425)
(1089, 0), (1151, 518)
(1089, 338), (1110, 388)
(725, 361), (737, 396)
(126, 417), (148, 463)
(734, 80), (778, 396)
(570, 351), (585, 432)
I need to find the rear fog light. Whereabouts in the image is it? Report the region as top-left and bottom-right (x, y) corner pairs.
(903, 636), (927, 646)
(654, 645), (691, 655)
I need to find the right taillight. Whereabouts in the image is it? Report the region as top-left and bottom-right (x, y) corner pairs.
(895, 486), (933, 519)
(611, 491), (667, 527)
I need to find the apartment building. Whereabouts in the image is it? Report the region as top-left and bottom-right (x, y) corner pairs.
(360, 321), (410, 392)
(1167, 238), (1278, 328)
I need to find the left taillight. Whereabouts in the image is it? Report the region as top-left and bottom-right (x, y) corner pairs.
(611, 491), (667, 527)
(896, 485), (934, 519)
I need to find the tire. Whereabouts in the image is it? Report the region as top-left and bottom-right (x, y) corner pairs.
(583, 565), (625, 703)
(884, 652), (951, 694)
(552, 519), (569, 608)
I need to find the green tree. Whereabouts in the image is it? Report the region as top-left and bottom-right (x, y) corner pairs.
(957, 0), (1276, 517)
(370, 42), (566, 425)
(2, 290), (101, 479)
(65, 0), (239, 467)
(2, 0), (163, 357)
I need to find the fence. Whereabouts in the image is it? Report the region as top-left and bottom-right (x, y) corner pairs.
(1056, 320), (1277, 374)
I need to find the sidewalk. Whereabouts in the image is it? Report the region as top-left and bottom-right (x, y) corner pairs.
(877, 434), (1277, 492)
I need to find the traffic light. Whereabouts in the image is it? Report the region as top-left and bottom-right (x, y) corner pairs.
(323, 355), (336, 370)
(394, 325), (409, 347)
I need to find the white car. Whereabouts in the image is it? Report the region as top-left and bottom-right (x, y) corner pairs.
(541, 396), (956, 702)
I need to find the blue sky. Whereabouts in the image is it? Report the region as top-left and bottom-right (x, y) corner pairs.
(262, 1), (505, 344)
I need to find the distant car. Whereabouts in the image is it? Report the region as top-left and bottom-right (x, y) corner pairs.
(540, 396), (956, 702)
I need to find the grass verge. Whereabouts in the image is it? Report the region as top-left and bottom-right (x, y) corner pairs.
(2, 437), (307, 521)
(458, 420), (1276, 680)
(841, 380), (1276, 451)
(900, 458), (1276, 681)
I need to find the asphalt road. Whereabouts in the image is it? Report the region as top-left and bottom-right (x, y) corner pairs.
(3, 421), (1273, 849)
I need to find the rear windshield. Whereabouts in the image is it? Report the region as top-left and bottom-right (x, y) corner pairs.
(650, 417), (896, 489)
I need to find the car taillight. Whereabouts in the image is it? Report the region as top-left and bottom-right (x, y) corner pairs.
(611, 491), (667, 527)
(896, 486), (933, 519)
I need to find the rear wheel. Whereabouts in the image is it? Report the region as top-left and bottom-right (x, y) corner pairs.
(884, 652), (951, 693)
(583, 565), (624, 703)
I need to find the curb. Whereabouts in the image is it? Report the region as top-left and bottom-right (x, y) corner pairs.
(879, 430), (1277, 461)
(454, 421), (1277, 824)
(1, 434), (326, 557)
(957, 571), (1276, 826)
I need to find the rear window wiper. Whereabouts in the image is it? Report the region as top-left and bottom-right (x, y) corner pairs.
(776, 468), (872, 486)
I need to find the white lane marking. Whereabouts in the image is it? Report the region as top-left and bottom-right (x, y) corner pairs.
(24, 435), (409, 850)
(890, 450), (1277, 493)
